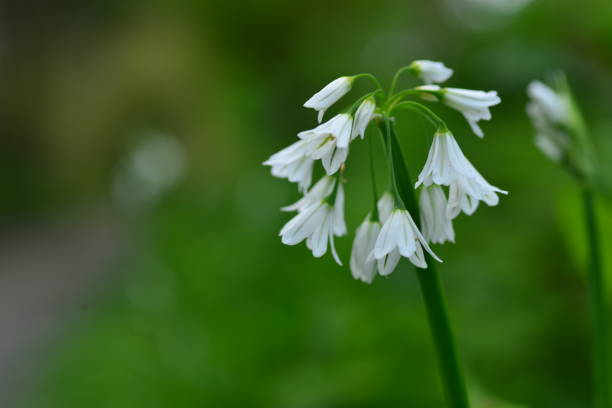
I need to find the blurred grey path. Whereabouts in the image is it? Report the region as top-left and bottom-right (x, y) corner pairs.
(0, 213), (120, 406)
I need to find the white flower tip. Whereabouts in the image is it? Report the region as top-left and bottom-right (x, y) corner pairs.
(410, 60), (454, 84)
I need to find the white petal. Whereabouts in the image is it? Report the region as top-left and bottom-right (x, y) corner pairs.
(373, 210), (401, 259)
(411, 60), (454, 84)
(395, 210), (417, 258)
(377, 249), (400, 276)
(304, 77), (354, 122)
(408, 243), (428, 268)
(350, 218), (380, 283)
(377, 192), (395, 222)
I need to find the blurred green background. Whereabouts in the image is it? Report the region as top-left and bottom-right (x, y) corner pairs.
(2, 0), (612, 407)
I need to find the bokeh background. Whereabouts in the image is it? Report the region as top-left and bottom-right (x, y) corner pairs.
(2, 0), (612, 407)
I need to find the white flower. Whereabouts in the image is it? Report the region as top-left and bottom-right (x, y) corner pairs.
(280, 183), (346, 264)
(526, 81), (569, 162)
(350, 215), (381, 284)
(352, 97), (376, 140)
(419, 185), (455, 244)
(410, 60), (453, 84)
(297, 113), (353, 174)
(282, 175), (335, 212)
(263, 139), (314, 192)
(369, 209), (442, 273)
(446, 173), (502, 219)
(304, 76), (354, 123)
(416, 131), (507, 218)
(377, 192), (395, 222)
(527, 81), (567, 123)
(300, 133), (348, 175)
(299, 113), (353, 148)
(417, 85), (501, 138)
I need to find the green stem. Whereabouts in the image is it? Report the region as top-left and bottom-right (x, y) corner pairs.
(383, 117), (403, 207)
(389, 66), (414, 96)
(382, 119), (470, 408)
(583, 188), (609, 408)
(392, 101), (448, 130)
(368, 134), (380, 222)
(355, 73), (385, 94)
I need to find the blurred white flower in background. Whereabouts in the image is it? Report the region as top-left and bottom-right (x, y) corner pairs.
(526, 80), (570, 162)
(112, 131), (186, 211)
(445, 0), (532, 31)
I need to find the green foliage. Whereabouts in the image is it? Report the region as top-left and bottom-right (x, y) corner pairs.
(3, 0), (612, 407)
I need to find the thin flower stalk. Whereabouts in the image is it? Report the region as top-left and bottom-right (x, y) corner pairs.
(526, 73), (607, 408)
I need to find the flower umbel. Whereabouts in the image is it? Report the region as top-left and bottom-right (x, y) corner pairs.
(267, 61), (504, 282)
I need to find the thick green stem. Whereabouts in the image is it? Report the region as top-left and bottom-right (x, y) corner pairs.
(383, 120), (469, 408)
(583, 188), (609, 408)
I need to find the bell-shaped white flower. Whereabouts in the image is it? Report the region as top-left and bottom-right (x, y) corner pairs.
(369, 208), (442, 273)
(417, 85), (501, 138)
(300, 133), (348, 175)
(446, 173), (504, 219)
(420, 185), (455, 244)
(304, 76), (355, 123)
(280, 183), (346, 264)
(298, 113), (353, 174)
(526, 81), (569, 162)
(352, 97), (376, 140)
(377, 191), (395, 222)
(300, 113), (353, 148)
(282, 175), (335, 212)
(350, 215), (381, 284)
(416, 131), (507, 218)
(263, 139), (314, 192)
(409, 60), (453, 84)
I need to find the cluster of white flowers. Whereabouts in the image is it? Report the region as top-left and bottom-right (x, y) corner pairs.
(526, 80), (570, 162)
(265, 60), (506, 284)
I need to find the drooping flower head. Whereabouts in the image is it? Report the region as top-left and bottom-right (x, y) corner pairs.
(350, 215), (381, 284)
(304, 76), (355, 123)
(416, 130), (507, 218)
(526, 80), (570, 162)
(419, 185), (455, 244)
(282, 175), (335, 212)
(409, 60), (453, 84)
(280, 178), (346, 264)
(369, 208), (442, 274)
(352, 96), (377, 140)
(417, 85), (501, 137)
(267, 61), (504, 284)
(263, 139), (314, 192)
(526, 74), (595, 181)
